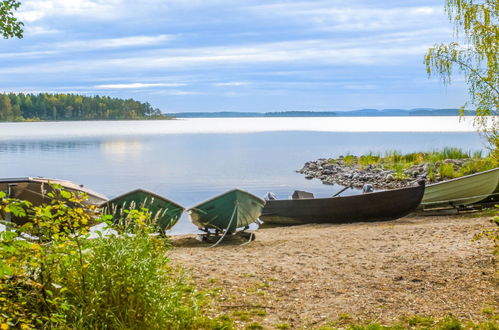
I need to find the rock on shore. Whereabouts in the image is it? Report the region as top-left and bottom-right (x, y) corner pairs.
(297, 157), (468, 189)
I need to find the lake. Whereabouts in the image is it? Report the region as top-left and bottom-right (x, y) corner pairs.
(0, 117), (485, 233)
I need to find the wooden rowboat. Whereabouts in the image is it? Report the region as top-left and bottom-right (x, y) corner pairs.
(260, 181), (425, 226)
(99, 189), (184, 231)
(0, 177), (108, 224)
(421, 167), (499, 208)
(187, 189), (265, 234)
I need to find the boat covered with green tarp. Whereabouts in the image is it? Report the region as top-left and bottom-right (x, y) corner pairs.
(421, 167), (499, 208)
(187, 189), (265, 234)
(100, 189), (184, 231)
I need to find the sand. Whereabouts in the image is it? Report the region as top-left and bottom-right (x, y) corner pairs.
(169, 214), (498, 329)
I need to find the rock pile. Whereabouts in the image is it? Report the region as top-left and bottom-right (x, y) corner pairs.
(297, 157), (468, 189)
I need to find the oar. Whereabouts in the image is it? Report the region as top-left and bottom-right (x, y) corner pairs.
(332, 185), (352, 197)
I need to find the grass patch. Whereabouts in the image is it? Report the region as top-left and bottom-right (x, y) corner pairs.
(330, 147), (497, 181)
(245, 322), (264, 330)
(317, 314), (499, 330)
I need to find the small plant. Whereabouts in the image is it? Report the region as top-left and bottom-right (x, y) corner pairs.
(343, 154), (356, 166)
(427, 163), (436, 182)
(245, 322), (264, 330)
(275, 322), (291, 329)
(438, 163), (457, 179)
(393, 164), (407, 181)
(406, 315), (435, 327)
(359, 152), (381, 169)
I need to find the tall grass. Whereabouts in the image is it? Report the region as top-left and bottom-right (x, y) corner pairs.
(333, 147), (497, 180)
(61, 232), (207, 329)
(358, 152), (381, 169)
(0, 188), (228, 329)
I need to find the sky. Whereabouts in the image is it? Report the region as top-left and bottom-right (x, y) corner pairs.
(0, 0), (468, 112)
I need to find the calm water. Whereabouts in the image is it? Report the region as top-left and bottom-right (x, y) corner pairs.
(0, 117), (485, 233)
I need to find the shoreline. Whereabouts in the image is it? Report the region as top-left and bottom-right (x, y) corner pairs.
(169, 213), (497, 328)
(298, 156), (495, 190)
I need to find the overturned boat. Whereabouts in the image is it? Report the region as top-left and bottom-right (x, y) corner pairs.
(0, 177), (108, 224)
(99, 189), (184, 231)
(260, 181), (425, 226)
(421, 167), (499, 209)
(187, 189), (265, 235)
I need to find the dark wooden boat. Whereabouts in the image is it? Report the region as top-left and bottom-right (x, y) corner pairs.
(0, 177), (108, 224)
(260, 181), (425, 226)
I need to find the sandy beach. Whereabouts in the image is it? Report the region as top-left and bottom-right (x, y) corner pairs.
(169, 213), (498, 329)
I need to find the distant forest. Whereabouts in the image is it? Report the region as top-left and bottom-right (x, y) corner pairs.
(170, 108), (479, 118)
(0, 93), (169, 121)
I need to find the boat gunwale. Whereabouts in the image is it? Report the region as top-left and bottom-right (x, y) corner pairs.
(426, 167), (499, 188)
(186, 188), (265, 212)
(100, 188), (185, 210)
(266, 182), (425, 203)
(0, 176), (108, 201)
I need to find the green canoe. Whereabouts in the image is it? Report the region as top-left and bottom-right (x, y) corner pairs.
(421, 167), (499, 208)
(187, 189), (265, 234)
(100, 189), (184, 231)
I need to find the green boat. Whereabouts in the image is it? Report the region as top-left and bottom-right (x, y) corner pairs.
(100, 189), (184, 231)
(187, 189), (265, 234)
(421, 167), (499, 208)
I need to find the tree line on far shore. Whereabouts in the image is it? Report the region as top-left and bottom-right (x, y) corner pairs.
(0, 93), (169, 121)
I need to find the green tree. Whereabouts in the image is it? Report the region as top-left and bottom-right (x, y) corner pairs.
(0, 0), (23, 39)
(0, 94), (14, 120)
(425, 0), (498, 159)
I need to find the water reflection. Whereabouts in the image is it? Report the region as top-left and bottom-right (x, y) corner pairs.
(101, 140), (146, 160)
(0, 140), (98, 153)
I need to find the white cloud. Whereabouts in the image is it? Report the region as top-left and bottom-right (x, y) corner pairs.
(246, 2), (443, 32)
(213, 82), (249, 87)
(0, 50), (58, 59)
(18, 0), (123, 22)
(149, 90), (202, 95)
(26, 26), (62, 35)
(55, 34), (174, 50)
(0, 37), (431, 76)
(95, 83), (186, 89)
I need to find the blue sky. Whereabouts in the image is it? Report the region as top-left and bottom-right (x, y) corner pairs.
(0, 0), (466, 112)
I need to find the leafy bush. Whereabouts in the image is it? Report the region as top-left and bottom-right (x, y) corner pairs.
(0, 188), (227, 329)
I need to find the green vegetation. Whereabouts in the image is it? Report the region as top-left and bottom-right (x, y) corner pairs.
(317, 313), (499, 329)
(425, 0), (498, 158)
(335, 147), (497, 181)
(0, 187), (229, 329)
(0, 93), (171, 121)
(0, 0), (23, 39)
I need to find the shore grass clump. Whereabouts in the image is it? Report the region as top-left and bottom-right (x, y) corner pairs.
(0, 188), (229, 329)
(317, 313), (499, 330)
(337, 148), (496, 180)
(358, 153), (381, 169)
(312, 147), (497, 189)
